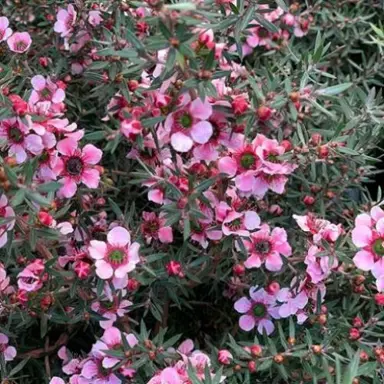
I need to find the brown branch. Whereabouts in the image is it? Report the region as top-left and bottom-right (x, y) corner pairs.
(18, 333), (68, 359)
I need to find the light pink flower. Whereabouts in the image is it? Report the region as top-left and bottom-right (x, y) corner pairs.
(0, 17), (12, 42)
(91, 298), (132, 329)
(305, 245), (338, 283)
(0, 333), (16, 362)
(89, 226), (140, 280)
(243, 224), (291, 271)
(276, 288), (308, 318)
(54, 138), (102, 198)
(165, 98), (213, 152)
(49, 378), (65, 384)
(88, 11), (102, 27)
(222, 210), (260, 237)
(234, 286), (280, 334)
(17, 259), (45, 292)
(54, 5), (77, 37)
(247, 26), (271, 48)
(7, 32), (32, 53)
(29, 75), (66, 105)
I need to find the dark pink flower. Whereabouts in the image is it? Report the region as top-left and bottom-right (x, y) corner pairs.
(54, 5), (77, 37)
(54, 138), (102, 198)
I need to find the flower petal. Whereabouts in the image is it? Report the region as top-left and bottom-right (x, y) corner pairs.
(239, 315), (255, 331)
(353, 250), (375, 271)
(107, 226), (130, 247)
(191, 121), (213, 144)
(234, 297), (252, 314)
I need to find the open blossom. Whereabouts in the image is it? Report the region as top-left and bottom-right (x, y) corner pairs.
(276, 288), (308, 319)
(293, 214), (343, 244)
(54, 5), (77, 37)
(0, 333), (16, 362)
(141, 211), (173, 244)
(218, 134), (296, 198)
(17, 259), (45, 292)
(351, 206), (384, 290)
(88, 10), (102, 27)
(54, 138), (102, 198)
(89, 226), (140, 280)
(0, 195), (15, 248)
(222, 209), (260, 237)
(7, 32), (32, 53)
(165, 98), (213, 152)
(91, 298), (132, 329)
(0, 17), (12, 42)
(234, 286), (280, 334)
(305, 245), (338, 283)
(0, 118), (43, 163)
(243, 224), (291, 271)
(29, 75), (66, 105)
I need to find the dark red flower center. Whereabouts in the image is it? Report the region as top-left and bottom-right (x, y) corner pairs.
(257, 28), (269, 38)
(8, 126), (24, 143)
(66, 156), (84, 176)
(15, 41), (27, 51)
(254, 240), (271, 254)
(40, 88), (52, 101)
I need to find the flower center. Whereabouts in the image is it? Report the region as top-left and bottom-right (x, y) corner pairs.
(144, 220), (159, 235)
(253, 303), (267, 318)
(267, 153), (279, 163)
(66, 157), (83, 176)
(179, 113), (193, 129)
(257, 28), (269, 38)
(373, 239), (384, 256)
(40, 151), (49, 163)
(8, 126), (23, 143)
(15, 41), (27, 51)
(229, 218), (242, 230)
(40, 88), (52, 101)
(108, 249), (126, 265)
(254, 240), (271, 254)
(240, 153), (256, 169)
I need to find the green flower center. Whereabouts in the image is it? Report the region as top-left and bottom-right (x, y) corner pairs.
(229, 218), (242, 230)
(40, 88), (52, 100)
(254, 240), (271, 255)
(373, 239), (384, 256)
(240, 153), (256, 169)
(108, 249), (126, 264)
(258, 28), (269, 38)
(180, 113), (193, 128)
(253, 303), (267, 318)
(9, 126), (23, 143)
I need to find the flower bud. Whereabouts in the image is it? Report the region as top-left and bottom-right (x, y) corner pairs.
(257, 105), (272, 121)
(218, 349), (233, 365)
(375, 293), (384, 306)
(232, 263), (245, 276)
(166, 261), (182, 276)
(273, 354), (284, 364)
(312, 345), (322, 355)
(38, 211), (53, 227)
(248, 361), (256, 372)
(359, 351), (369, 362)
(266, 281), (280, 295)
(352, 317), (364, 328)
(349, 328), (361, 341)
(303, 195), (315, 206)
(250, 345), (263, 357)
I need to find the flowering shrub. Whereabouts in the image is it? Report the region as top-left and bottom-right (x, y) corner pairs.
(0, 0), (384, 383)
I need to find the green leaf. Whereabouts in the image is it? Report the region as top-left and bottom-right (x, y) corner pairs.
(317, 83), (353, 96)
(37, 181), (62, 193)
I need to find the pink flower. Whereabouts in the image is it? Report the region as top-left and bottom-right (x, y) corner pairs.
(165, 98), (213, 152)
(222, 210), (260, 237)
(243, 224), (291, 271)
(141, 211), (173, 244)
(88, 11), (102, 27)
(293, 214), (342, 244)
(7, 32), (32, 53)
(234, 286), (280, 334)
(17, 259), (45, 292)
(0, 263), (10, 292)
(0, 17), (12, 42)
(54, 138), (102, 198)
(0, 195), (15, 248)
(147, 367), (183, 384)
(305, 245), (338, 283)
(247, 26), (271, 48)
(49, 378), (65, 384)
(0, 333), (16, 362)
(91, 298), (132, 329)
(54, 5), (77, 37)
(29, 75), (66, 105)
(0, 118), (43, 163)
(218, 350), (233, 365)
(276, 288), (308, 318)
(89, 226), (140, 280)
(351, 206), (384, 288)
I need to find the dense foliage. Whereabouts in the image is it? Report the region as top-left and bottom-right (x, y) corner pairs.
(0, 0), (384, 383)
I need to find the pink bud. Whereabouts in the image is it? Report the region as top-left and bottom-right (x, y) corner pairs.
(218, 349), (233, 365)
